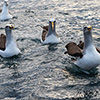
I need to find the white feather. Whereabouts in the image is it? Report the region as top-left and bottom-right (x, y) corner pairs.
(0, 39), (20, 57)
(74, 44), (100, 70)
(0, 0), (13, 20)
(41, 34), (60, 44)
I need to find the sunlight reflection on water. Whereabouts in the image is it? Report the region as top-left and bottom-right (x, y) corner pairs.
(0, 0), (100, 100)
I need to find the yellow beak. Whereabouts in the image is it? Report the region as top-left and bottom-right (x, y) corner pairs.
(88, 26), (92, 31)
(9, 25), (14, 29)
(52, 22), (54, 30)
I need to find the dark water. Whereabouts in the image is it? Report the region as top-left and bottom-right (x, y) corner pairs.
(0, 0), (100, 100)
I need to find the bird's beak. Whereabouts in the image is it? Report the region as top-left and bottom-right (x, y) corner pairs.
(52, 22), (54, 30)
(9, 25), (14, 30)
(88, 26), (92, 31)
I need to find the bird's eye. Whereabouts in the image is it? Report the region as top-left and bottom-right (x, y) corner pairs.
(5, 26), (9, 29)
(84, 27), (87, 29)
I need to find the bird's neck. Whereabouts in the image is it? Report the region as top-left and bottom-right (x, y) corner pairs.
(6, 30), (13, 46)
(1, 4), (8, 15)
(47, 27), (56, 37)
(83, 32), (94, 52)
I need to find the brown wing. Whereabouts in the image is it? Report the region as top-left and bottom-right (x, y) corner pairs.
(42, 29), (47, 41)
(77, 41), (100, 53)
(0, 9), (11, 14)
(65, 42), (83, 58)
(96, 48), (100, 53)
(41, 25), (49, 41)
(77, 41), (84, 49)
(0, 9), (2, 13)
(0, 34), (6, 50)
(41, 25), (49, 31)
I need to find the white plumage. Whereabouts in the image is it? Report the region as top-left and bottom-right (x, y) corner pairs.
(41, 19), (60, 44)
(74, 26), (100, 70)
(0, 25), (20, 57)
(42, 34), (60, 44)
(0, 0), (13, 20)
(75, 45), (100, 70)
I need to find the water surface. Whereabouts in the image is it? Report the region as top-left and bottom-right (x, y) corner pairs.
(0, 0), (100, 100)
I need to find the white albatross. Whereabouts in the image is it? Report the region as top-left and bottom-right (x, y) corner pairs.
(0, 24), (20, 57)
(41, 19), (60, 44)
(74, 26), (100, 71)
(0, 0), (13, 21)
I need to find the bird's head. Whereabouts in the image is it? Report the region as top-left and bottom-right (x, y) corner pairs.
(49, 19), (56, 30)
(5, 24), (14, 31)
(83, 26), (92, 34)
(4, 0), (9, 6)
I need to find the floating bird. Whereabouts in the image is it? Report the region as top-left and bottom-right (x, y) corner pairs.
(0, 24), (20, 57)
(0, 0), (13, 21)
(65, 26), (100, 71)
(41, 19), (60, 44)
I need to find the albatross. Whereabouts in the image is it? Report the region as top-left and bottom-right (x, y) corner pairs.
(41, 19), (60, 44)
(0, 24), (20, 57)
(0, 0), (13, 21)
(65, 26), (100, 71)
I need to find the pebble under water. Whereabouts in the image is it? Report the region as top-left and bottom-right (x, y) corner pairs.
(1, 0), (100, 100)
